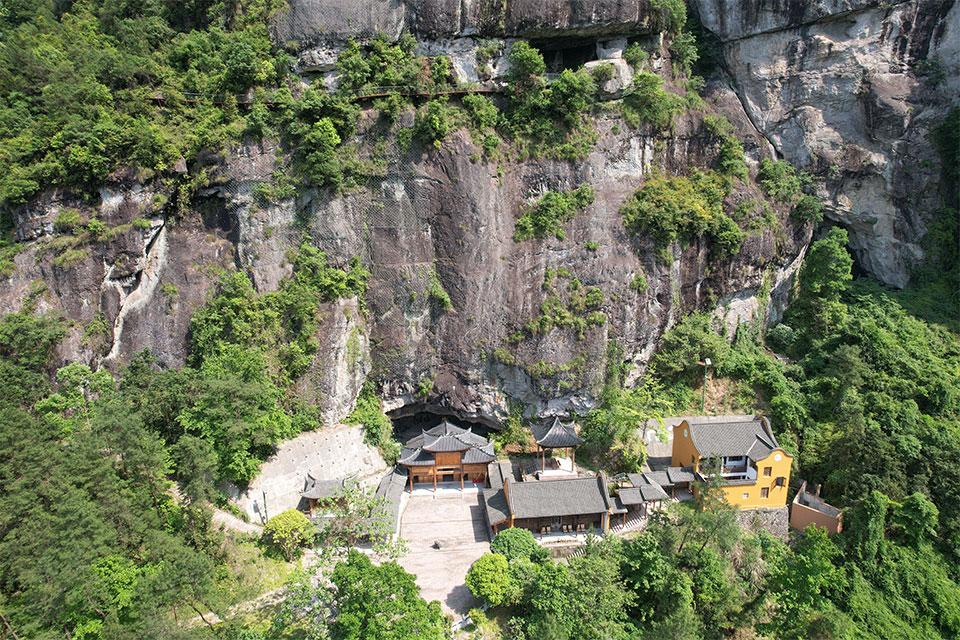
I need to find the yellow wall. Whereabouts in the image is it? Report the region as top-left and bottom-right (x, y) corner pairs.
(671, 420), (793, 509)
(671, 421), (701, 469)
(718, 449), (793, 509)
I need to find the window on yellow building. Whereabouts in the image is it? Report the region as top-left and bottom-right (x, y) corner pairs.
(775, 477), (785, 487)
(742, 492), (749, 500)
(763, 466), (772, 476)
(761, 487), (769, 498)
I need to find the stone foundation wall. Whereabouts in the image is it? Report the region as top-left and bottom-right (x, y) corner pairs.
(735, 506), (790, 540)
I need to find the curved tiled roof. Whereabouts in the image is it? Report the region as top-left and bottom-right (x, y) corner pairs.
(532, 417), (583, 448)
(503, 475), (609, 520)
(301, 475), (347, 499)
(399, 420), (495, 466)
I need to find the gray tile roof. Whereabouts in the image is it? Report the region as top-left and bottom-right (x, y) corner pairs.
(422, 432), (474, 452)
(488, 460), (514, 489)
(375, 469), (407, 531)
(532, 417), (583, 448)
(617, 487), (645, 505)
(684, 415), (780, 461)
(611, 496), (629, 514)
(301, 475), (347, 499)
(398, 448), (436, 465)
(463, 446), (496, 464)
(639, 483), (669, 501)
(399, 420), (495, 466)
(642, 470), (673, 488)
(627, 473), (646, 488)
(505, 475), (610, 520)
(667, 467), (695, 484)
(482, 488), (510, 526)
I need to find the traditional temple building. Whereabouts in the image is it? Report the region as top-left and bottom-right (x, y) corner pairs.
(482, 463), (612, 536)
(398, 420), (496, 490)
(300, 474), (349, 515)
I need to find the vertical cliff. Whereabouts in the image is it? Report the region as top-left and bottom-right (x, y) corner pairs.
(1, 0), (955, 428)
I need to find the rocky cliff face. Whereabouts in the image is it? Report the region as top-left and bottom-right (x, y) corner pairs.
(695, 0), (959, 287)
(2, 0), (955, 429)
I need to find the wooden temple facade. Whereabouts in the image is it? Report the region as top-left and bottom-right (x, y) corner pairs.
(398, 421), (496, 491)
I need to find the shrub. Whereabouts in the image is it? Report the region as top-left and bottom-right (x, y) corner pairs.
(793, 194), (824, 223)
(514, 185), (595, 241)
(757, 159), (808, 202)
(463, 93), (500, 130)
(631, 272), (649, 293)
(54, 209), (83, 232)
(507, 41), (546, 89)
(427, 267), (453, 311)
(651, 0), (687, 33)
(346, 382), (400, 464)
(373, 92), (407, 123)
(86, 218), (107, 239)
(621, 72), (685, 130)
(649, 312), (731, 383)
(621, 170), (733, 249)
(414, 98), (457, 148)
(624, 43), (649, 70)
(262, 509), (313, 560)
(491, 528), (549, 563)
(466, 552), (519, 606)
(669, 31), (699, 76)
(549, 69), (597, 126)
(708, 212), (745, 257)
(590, 63), (615, 85)
(703, 115), (748, 180)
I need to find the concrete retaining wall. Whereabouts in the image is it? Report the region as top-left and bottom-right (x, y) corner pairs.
(227, 423), (389, 523)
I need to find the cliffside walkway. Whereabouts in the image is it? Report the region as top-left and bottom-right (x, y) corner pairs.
(148, 84), (504, 106)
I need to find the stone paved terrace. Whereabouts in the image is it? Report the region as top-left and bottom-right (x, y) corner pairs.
(395, 483), (489, 616)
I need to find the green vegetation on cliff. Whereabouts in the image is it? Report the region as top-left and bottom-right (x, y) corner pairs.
(514, 184), (595, 241)
(0, 0), (286, 208)
(620, 170), (744, 257)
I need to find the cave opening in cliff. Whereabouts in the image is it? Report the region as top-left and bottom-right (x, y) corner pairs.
(387, 407), (498, 445)
(529, 37), (598, 73)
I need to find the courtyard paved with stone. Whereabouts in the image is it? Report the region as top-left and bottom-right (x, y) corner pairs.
(395, 483), (489, 617)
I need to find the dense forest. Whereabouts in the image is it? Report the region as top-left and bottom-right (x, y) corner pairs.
(1, 1), (958, 639)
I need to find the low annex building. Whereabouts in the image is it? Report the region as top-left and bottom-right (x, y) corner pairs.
(398, 420), (496, 490)
(790, 480), (843, 535)
(671, 415), (792, 509)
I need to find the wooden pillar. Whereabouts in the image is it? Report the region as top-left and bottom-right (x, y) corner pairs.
(408, 471), (413, 492)
(541, 446), (545, 471)
(433, 468), (437, 492)
(571, 447), (575, 467)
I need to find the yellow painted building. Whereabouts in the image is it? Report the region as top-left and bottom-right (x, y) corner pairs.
(671, 415), (792, 509)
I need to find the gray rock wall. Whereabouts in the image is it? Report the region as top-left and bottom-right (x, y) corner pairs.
(693, 0), (959, 287)
(271, 0), (661, 44)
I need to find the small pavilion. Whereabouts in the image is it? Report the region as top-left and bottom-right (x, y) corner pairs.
(532, 417), (583, 471)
